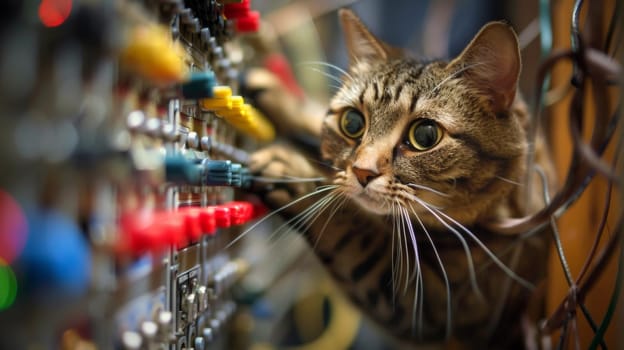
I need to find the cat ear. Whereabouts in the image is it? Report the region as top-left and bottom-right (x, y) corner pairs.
(339, 9), (389, 67)
(448, 22), (521, 113)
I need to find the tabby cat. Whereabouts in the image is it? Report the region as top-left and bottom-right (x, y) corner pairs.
(248, 9), (552, 349)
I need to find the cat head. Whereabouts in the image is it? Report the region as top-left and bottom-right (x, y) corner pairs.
(321, 9), (527, 228)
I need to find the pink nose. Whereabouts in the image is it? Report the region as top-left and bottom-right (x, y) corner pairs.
(352, 166), (380, 187)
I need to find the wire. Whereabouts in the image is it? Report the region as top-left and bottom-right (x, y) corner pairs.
(536, 164), (605, 348)
(539, 0), (553, 59)
(603, 0), (621, 54)
(570, 0), (585, 86)
(588, 241), (622, 350)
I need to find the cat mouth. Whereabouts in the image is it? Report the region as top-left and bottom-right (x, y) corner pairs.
(350, 189), (392, 215)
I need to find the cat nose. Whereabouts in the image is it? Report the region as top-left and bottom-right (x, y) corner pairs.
(352, 166), (380, 187)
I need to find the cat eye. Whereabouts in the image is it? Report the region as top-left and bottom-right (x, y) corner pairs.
(340, 109), (366, 139)
(407, 119), (443, 151)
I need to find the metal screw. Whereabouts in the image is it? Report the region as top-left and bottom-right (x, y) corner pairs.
(187, 131), (199, 149)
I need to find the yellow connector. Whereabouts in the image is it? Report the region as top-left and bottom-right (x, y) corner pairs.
(202, 87), (275, 142)
(201, 86), (233, 111)
(245, 106), (275, 142)
(219, 95), (246, 120)
(120, 24), (188, 84)
(213, 86), (233, 99)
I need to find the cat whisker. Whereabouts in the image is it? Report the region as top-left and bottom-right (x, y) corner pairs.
(392, 203), (408, 305)
(391, 203), (401, 300)
(329, 84), (343, 92)
(407, 202), (452, 340)
(397, 192), (445, 211)
(269, 191), (338, 243)
(495, 175), (524, 187)
(303, 66), (345, 86)
(336, 89), (362, 106)
(430, 62), (486, 94)
(408, 194), (485, 301)
(312, 192), (350, 249)
(390, 203), (400, 299)
(252, 176), (327, 183)
(305, 157), (345, 172)
(225, 185), (339, 248)
(399, 206), (425, 338)
(406, 183), (451, 198)
(288, 198), (338, 245)
(263, 191), (341, 255)
(391, 204), (404, 308)
(397, 204), (411, 296)
(426, 201), (535, 290)
(315, 184), (341, 191)
(298, 61), (354, 83)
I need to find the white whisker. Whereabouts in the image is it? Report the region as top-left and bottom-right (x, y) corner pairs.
(431, 62), (486, 94)
(305, 157), (344, 172)
(398, 204), (410, 297)
(407, 183), (451, 198)
(409, 194), (484, 300)
(408, 202), (451, 339)
(252, 176), (327, 183)
(263, 192), (337, 246)
(313, 193), (349, 249)
(286, 192), (339, 238)
(263, 192), (341, 255)
(390, 203), (402, 304)
(400, 206), (424, 337)
(391, 203), (401, 303)
(298, 61), (354, 82)
(495, 175), (524, 186)
(427, 203), (535, 290)
(304, 67), (344, 86)
(225, 185), (339, 248)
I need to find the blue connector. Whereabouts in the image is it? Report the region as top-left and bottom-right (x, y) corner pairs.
(230, 163), (242, 187)
(203, 159), (233, 186)
(240, 167), (252, 188)
(165, 155), (201, 185)
(165, 156), (251, 187)
(181, 71), (217, 99)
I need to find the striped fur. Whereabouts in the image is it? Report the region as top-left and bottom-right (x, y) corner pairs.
(249, 9), (553, 349)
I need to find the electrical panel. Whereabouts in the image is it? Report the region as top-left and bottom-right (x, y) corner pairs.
(0, 1), (278, 349)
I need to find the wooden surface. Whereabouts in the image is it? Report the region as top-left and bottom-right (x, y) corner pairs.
(547, 0), (621, 347)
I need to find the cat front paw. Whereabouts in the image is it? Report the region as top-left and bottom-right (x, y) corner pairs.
(249, 144), (324, 208)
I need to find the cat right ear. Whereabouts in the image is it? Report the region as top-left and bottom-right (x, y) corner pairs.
(339, 9), (388, 68)
(448, 22), (521, 113)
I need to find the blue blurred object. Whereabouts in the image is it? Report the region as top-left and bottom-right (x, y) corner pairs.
(181, 71), (217, 99)
(15, 209), (91, 299)
(251, 299), (274, 319)
(165, 155), (202, 185)
(204, 159), (234, 186)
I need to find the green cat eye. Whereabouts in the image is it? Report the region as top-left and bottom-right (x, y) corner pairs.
(340, 109), (366, 139)
(407, 119), (442, 151)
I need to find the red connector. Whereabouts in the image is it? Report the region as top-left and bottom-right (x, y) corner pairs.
(179, 207), (203, 242)
(223, 0), (260, 33)
(213, 206), (231, 228)
(235, 10), (260, 33)
(118, 201), (256, 255)
(119, 210), (186, 256)
(223, 0), (250, 19)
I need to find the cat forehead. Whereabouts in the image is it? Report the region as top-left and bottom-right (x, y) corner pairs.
(334, 59), (462, 130)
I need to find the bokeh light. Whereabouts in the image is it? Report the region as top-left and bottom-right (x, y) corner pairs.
(38, 0), (73, 28)
(0, 189), (28, 264)
(0, 259), (18, 310)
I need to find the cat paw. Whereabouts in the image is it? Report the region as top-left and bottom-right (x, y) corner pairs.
(248, 144), (323, 208)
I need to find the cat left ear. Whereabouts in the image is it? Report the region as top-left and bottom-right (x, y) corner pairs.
(339, 9), (389, 68)
(448, 22), (521, 113)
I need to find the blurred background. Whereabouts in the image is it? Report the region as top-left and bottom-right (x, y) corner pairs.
(0, 0), (620, 349)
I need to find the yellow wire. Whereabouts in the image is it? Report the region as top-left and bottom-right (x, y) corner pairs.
(251, 278), (360, 350)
